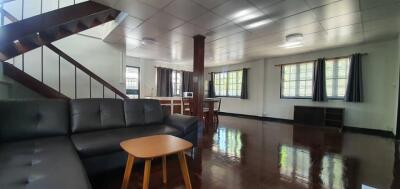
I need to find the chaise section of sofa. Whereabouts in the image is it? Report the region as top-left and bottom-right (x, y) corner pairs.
(0, 100), (91, 189)
(70, 99), (199, 175)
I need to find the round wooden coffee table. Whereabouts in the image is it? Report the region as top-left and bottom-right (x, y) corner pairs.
(120, 135), (193, 189)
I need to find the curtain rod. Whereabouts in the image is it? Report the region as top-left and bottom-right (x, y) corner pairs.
(208, 68), (251, 74)
(274, 53), (368, 67)
(154, 66), (191, 72)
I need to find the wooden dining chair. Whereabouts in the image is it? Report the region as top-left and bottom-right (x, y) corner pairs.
(213, 98), (222, 125)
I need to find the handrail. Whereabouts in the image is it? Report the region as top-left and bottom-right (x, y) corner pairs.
(0, 8), (18, 22)
(46, 43), (129, 99)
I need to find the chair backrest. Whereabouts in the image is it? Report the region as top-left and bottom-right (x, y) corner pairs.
(214, 98), (222, 112)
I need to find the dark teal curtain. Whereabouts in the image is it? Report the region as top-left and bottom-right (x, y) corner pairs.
(240, 68), (249, 99)
(312, 58), (327, 101)
(208, 72), (215, 98)
(345, 53), (363, 102)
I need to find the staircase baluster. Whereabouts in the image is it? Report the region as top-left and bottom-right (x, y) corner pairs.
(0, 3), (4, 26)
(41, 46), (43, 82)
(21, 0), (24, 19)
(89, 76), (91, 98)
(40, 0), (43, 14)
(58, 55), (61, 92)
(115, 93), (116, 99)
(74, 66), (77, 99)
(21, 54), (24, 72)
(102, 85), (105, 98)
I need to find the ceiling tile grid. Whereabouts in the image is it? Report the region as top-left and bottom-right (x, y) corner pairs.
(92, 0), (400, 66)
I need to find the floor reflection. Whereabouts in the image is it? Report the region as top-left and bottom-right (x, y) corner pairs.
(92, 115), (399, 189)
(211, 127), (244, 163)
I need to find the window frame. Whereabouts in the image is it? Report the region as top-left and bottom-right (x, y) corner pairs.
(325, 57), (350, 100)
(125, 66), (140, 99)
(172, 70), (182, 97)
(213, 69), (243, 98)
(280, 62), (314, 99)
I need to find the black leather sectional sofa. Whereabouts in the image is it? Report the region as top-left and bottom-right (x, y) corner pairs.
(0, 99), (200, 189)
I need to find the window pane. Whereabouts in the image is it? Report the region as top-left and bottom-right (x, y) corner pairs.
(325, 58), (350, 98)
(281, 62), (313, 98)
(126, 67), (140, 99)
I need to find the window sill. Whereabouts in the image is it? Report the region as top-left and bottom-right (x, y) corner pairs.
(215, 96), (241, 98)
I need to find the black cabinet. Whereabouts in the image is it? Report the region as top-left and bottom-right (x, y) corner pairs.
(294, 106), (344, 129)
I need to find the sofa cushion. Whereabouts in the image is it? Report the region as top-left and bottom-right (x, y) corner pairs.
(71, 125), (182, 158)
(143, 100), (164, 124)
(124, 99), (145, 127)
(0, 136), (91, 189)
(0, 99), (69, 142)
(70, 99), (125, 133)
(124, 99), (164, 126)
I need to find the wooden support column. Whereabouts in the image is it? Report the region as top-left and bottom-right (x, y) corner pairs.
(192, 35), (205, 118)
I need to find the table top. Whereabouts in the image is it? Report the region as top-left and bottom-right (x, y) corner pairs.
(120, 135), (193, 159)
(204, 98), (220, 102)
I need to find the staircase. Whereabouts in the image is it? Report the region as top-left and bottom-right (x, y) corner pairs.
(0, 0), (128, 99)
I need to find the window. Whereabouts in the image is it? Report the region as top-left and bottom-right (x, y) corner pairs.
(281, 62), (314, 98)
(172, 70), (182, 96)
(325, 58), (350, 99)
(126, 66), (140, 98)
(214, 70), (242, 97)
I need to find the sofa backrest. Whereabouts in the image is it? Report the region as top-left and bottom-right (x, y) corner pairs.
(70, 99), (125, 133)
(124, 99), (164, 127)
(0, 99), (69, 142)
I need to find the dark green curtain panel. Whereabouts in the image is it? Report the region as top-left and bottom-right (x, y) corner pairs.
(345, 53), (363, 102)
(312, 58), (327, 101)
(208, 72), (216, 98)
(156, 67), (173, 97)
(240, 68), (249, 99)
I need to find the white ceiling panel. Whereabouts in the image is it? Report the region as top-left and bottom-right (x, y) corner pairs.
(114, 0), (158, 20)
(120, 16), (143, 29)
(172, 22), (209, 37)
(260, 0), (311, 19)
(146, 11), (185, 30)
(192, 0), (230, 9)
(93, 0), (400, 67)
(312, 0), (359, 19)
(320, 12), (361, 30)
(190, 12), (230, 30)
(164, 0), (207, 21)
(212, 0), (264, 23)
(137, 0), (174, 9)
(305, 0), (340, 8)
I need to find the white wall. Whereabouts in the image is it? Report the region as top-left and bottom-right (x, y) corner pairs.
(8, 33), (125, 99)
(205, 59), (265, 116)
(0, 63), (44, 99)
(125, 57), (192, 98)
(265, 39), (399, 132)
(205, 38), (400, 132)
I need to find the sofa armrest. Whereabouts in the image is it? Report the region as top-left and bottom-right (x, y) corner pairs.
(165, 114), (199, 135)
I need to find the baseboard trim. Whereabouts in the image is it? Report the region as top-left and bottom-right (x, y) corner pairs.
(343, 126), (395, 138)
(218, 112), (395, 138)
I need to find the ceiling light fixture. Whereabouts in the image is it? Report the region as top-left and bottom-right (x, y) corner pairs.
(244, 19), (272, 29)
(279, 33), (304, 48)
(140, 37), (157, 46)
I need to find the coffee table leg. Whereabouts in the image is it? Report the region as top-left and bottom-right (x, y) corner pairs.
(121, 155), (135, 189)
(178, 152), (192, 189)
(162, 156), (167, 184)
(143, 160), (152, 189)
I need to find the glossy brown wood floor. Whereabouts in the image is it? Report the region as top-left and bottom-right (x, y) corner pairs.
(91, 116), (400, 189)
